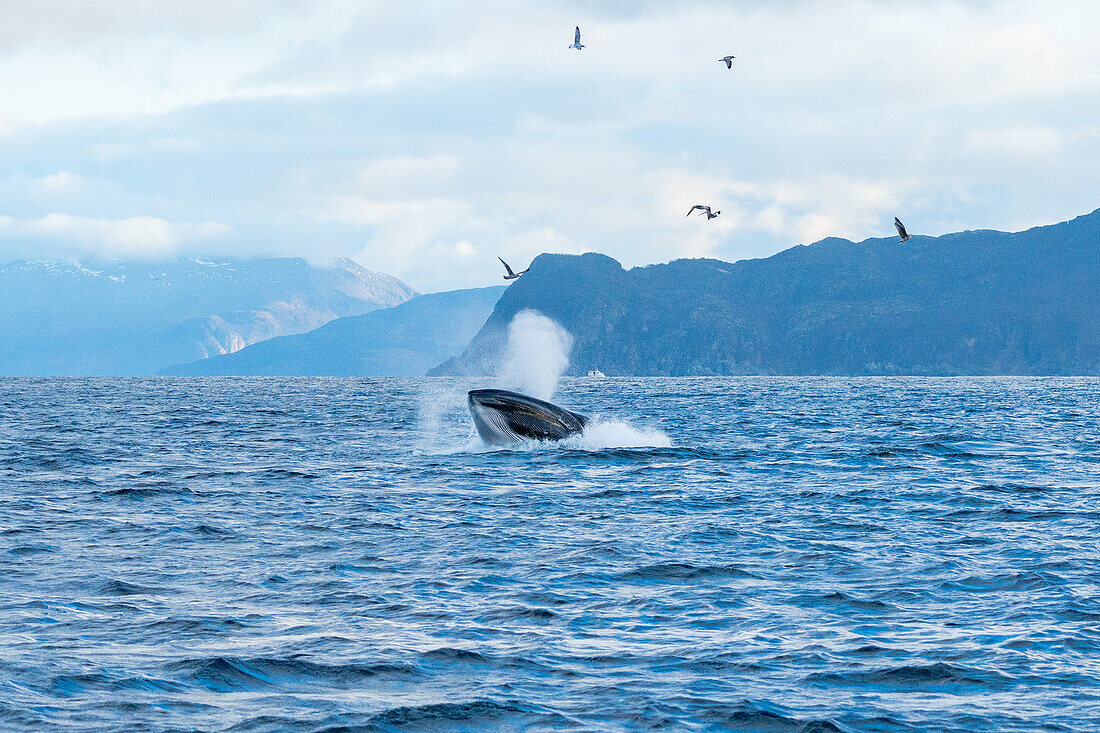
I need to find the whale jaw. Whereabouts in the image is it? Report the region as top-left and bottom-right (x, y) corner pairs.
(467, 389), (588, 445)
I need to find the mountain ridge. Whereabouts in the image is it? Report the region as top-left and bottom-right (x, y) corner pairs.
(432, 208), (1100, 376)
(161, 286), (506, 377)
(0, 256), (416, 375)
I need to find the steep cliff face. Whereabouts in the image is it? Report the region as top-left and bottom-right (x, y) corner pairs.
(433, 209), (1100, 376)
(0, 257), (417, 375)
(428, 253), (630, 377)
(160, 299), (343, 361)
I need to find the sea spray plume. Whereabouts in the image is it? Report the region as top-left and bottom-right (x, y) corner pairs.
(468, 309), (671, 448)
(497, 310), (573, 401)
(415, 380), (478, 453)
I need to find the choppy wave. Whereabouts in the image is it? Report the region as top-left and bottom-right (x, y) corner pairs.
(169, 655), (421, 692)
(2, 376), (1099, 731)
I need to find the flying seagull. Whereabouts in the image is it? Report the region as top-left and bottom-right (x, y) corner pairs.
(720, 55), (736, 69)
(569, 26), (584, 50)
(687, 204), (721, 220)
(894, 217), (911, 243)
(498, 256), (529, 280)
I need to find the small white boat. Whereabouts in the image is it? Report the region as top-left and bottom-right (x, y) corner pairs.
(586, 369), (606, 378)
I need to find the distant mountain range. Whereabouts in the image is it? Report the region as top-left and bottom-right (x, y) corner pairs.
(433, 208), (1100, 376)
(0, 257), (416, 375)
(8, 208), (1098, 377)
(161, 286), (506, 376)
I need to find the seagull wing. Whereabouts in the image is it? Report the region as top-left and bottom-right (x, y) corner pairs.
(724, 57), (732, 68)
(894, 218), (908, 239)
(686, 205), (702, 216)
(574, 26), (581, 45)
(498, 256), (516, 277)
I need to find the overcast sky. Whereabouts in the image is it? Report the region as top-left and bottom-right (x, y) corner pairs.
(1, 0), (1097, 291)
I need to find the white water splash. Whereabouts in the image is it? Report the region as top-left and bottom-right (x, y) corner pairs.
(496, 310), (572, 401)
(422, 310), (671, 453)
(414, 381), (477, 454)
(565, 419), (672, 450)
(413, 310), (576, 454)
(476, 418), (671, 452)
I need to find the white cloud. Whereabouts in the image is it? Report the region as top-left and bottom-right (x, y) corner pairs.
(357, 155), (459, 189)
(0, 1), (307, 49)
(968, 125), (1066, 158)
(1, 0), (1099, 290)
(0, 214), (229, 258)
(314, 195), (473, 229)
(89, 138), (202, 162)
(41, 171), (81, 192)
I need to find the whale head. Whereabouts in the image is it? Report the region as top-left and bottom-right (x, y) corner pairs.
(468, 389), (588, 445)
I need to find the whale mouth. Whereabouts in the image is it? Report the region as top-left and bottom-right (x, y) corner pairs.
(468, 389), (588, 445)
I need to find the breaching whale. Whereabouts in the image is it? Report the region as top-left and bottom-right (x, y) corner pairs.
(468, 389), (588, 445)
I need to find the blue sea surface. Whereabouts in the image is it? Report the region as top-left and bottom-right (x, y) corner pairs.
(2, 377), (1099, 731)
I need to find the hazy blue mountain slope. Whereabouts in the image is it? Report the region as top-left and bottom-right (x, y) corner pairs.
(161, 286), (506, 376)
(0, 257), (416, 375)
(432, 209), (1100, 376)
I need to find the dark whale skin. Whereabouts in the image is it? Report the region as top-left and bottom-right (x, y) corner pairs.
(467, 389), (588, 445)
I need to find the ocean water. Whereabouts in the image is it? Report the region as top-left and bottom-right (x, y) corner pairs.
(2, 376), (1099, 732)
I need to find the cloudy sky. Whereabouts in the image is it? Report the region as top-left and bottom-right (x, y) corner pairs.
(1, 0), (1097, 291)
